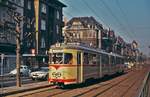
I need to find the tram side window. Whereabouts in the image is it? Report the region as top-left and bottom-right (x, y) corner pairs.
(77, 52), (81, 65)
(116, 57), (123, 64)
(111, 56), (115, 65)
(102, 54), (109, 65)
(83, 53), (89, 64)
(116, 58), (118, 64)
(64, 53), (73, 64)
(89, 54), (97, 65)
(121, 58), (124, 64)
(97, 55), (100, 65)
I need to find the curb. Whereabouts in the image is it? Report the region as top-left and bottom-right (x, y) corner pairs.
(1, 83), (51, 96)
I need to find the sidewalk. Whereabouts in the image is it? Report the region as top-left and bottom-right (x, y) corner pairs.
(0, 81), (51, 97)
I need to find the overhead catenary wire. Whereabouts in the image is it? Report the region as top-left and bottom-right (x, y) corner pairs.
(115, 0), (137, 39)
(80, 0), (130, 42)
(100, 0), (133, 40)
(63, 10), (74, 18)
(80, 0), (110, 29)
(63, 0), (133, 43)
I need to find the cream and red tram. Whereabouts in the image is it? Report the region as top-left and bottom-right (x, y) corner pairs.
(48, 43), (124, 86)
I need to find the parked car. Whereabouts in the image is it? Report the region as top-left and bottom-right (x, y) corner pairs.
(30, 67), (48, 80)
(9, 65), (31, 76)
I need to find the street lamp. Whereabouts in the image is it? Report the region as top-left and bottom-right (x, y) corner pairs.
(149, 46), (150, 57)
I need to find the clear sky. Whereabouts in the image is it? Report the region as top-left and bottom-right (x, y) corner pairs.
(60, 0), (150, 56)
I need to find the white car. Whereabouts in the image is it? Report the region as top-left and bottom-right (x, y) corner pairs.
(30, 67), (48, 80)
(9, 65), (31, 76)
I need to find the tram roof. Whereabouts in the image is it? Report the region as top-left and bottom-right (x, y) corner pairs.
(50, 42), (123, 58)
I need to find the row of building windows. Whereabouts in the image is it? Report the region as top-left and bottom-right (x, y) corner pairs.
(26, 17), (46, 30)
(27, 1), (46, 13)
(26, 36), (45, 48)
(27, 0), (60, 19)
(26, 0), (62, 50)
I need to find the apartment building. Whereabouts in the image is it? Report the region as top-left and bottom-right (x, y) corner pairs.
(64, 16), (103, 48)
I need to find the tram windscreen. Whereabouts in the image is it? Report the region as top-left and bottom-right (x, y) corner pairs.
(51, 53), (63, 64)
(50, 53), (73, 64)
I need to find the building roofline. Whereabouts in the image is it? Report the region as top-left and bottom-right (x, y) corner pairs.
(56, 0), (67, 7)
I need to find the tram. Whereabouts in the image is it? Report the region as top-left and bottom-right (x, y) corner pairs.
(48, 43), (124, 86)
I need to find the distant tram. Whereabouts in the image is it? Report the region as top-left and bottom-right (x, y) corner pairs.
(48, 43), (124, 87)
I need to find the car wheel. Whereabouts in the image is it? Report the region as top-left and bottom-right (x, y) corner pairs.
(20, 72), (23, 77)
(32, 78), (35, 81)
(45, 75), (48, 80)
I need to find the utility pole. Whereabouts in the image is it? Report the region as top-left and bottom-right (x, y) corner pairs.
(34, 0), (39, 55)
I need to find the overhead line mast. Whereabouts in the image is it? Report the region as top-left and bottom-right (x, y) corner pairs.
(34, 0), (39, 55)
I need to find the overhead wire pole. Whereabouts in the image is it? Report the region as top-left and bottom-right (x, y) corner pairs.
(34, 0), (39, 55)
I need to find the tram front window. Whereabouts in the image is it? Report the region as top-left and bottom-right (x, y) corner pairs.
(52, 53), (63, 64)
(50, 53), (73, 64)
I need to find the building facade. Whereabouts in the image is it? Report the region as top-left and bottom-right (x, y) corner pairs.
(64, 16), (103, 48)
(0, 0), (66, 71)
(23, 0), (66, 55)
(22, 0), (66, 67)
(0, 0), (24, 73)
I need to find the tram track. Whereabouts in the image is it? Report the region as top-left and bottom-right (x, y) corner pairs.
(93, 69), (146, 97)
(23, 87), (75, 97)
(22, 73), (129, 97)
(7, 68), (148, 97)
(73, 69), (146, 97)
(50, 71), (136, 97)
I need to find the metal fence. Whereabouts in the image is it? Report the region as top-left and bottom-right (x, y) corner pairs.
(0, 54), (16, 76)
(138, 71), (150, 97)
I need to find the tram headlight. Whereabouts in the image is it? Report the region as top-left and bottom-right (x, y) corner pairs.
(52, 72), (61, 78)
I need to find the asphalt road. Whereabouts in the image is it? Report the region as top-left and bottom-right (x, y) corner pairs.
(0, 76), (45, 88)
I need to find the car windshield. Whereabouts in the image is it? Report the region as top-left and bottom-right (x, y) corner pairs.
(40, 67), (48, 72)
(40, 69), (48, 72)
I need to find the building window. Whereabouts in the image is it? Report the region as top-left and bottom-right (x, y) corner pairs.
(41, 3), (46, 13)
(33, 22), (36, 29)
(41, 19), (46, 30)
(77, 33), (80, 39)
(56, 10), (60, 19)
(27, 1), (31, 10)
(41, 37), (45, 48)
(56, 25), (59, 34)
(27, 18), (31, 28)
(16, 0), (21, 5)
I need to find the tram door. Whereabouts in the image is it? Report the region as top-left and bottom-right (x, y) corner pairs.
(77, 52), (83, 83)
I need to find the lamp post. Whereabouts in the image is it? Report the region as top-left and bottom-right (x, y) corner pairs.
(149, 46), (150, 57)
(147, 45), (150, 64)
